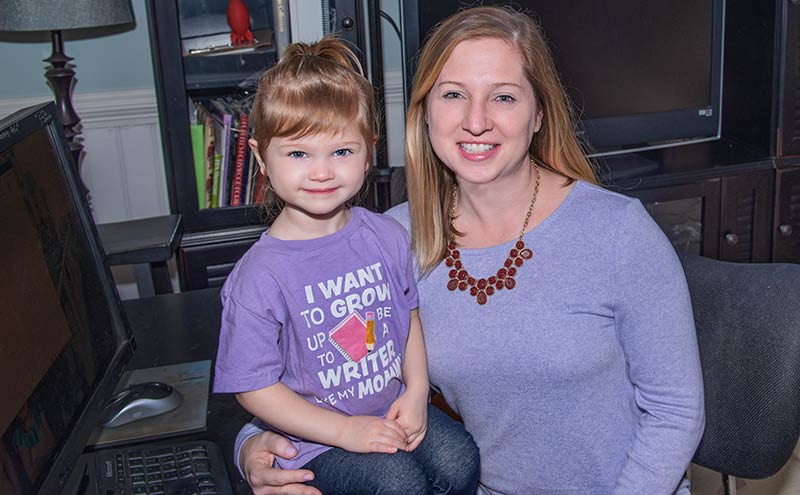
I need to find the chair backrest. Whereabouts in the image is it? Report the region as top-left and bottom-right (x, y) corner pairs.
(680, 253), (800, 478)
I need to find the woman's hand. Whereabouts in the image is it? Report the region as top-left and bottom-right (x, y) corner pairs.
(334, 415), (409, 453)
(386, 390), (428, 451)
(240, 431), (321, 495)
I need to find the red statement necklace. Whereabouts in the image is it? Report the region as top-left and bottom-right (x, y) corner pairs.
(445, 161), (540, 305)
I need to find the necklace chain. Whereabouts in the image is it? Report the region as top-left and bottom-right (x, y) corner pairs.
(445, 160), (540, 305)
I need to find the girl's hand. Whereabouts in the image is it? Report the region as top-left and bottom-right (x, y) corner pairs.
(386, 392), (428, 451)
(335, 415), (408, 453)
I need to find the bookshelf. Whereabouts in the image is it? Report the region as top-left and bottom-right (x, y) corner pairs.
(145, 0), (376, 290)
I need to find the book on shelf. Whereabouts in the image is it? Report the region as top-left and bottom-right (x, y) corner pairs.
(210, 117), (222, 207)
(190, 123), (205, 209)
(208, 99), (233, 207)
(202, 111), (216, 210)
(220, 113), (233, 206)
(189, 103), (206, 210)
(241, 135), (252, 204)
(227, 114), (239, 205)
(191, 96), (256, 209)
(211, 153), (222, 208)
(230, 113), (250, 206)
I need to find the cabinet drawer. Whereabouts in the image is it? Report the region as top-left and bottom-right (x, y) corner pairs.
(627, 180), (721, 259)
(178, 238), (259, 290)
(774, 167), (800, 263)
(718, 170), (773, 263)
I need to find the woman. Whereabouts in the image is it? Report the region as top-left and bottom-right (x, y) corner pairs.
(234, 5), (704, 494)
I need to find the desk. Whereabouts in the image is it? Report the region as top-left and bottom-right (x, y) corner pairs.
(122, 288), (253, 494)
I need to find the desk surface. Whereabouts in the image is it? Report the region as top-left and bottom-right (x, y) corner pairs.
(123, 288), (253, 494)
(99, 214), (183, 265)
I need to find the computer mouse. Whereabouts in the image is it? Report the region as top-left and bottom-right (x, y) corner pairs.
(100, 381), (183, 428)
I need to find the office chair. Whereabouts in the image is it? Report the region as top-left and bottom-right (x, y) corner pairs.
(679, 253), (800, 493)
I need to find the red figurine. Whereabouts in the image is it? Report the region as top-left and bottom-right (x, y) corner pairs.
(227, 0), (254, 45)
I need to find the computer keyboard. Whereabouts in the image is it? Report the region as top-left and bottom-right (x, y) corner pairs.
(94, 440), (233, 495)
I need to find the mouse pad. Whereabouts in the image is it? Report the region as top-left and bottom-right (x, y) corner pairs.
(86, 360), (211, 448)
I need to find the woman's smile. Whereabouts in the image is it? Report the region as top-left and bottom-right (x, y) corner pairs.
(458, 142), (500, 161)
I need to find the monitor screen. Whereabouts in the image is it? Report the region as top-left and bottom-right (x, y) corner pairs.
(0, 103), (134, 494)
(402, 0), (724, 155)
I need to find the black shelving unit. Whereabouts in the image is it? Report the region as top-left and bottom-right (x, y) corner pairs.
(146, 0), (276, 233)
(146, 0), (385, 290)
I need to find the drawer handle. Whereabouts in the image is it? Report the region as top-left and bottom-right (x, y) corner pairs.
(724, 233), (739, 246)
(779, 224), (794, 237)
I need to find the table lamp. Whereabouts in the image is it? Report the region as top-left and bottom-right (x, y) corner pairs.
(0, 0), (134, 201)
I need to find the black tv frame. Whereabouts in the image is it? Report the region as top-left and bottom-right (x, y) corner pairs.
(400, 0), (726, 157)
(0, 102), (135, 495)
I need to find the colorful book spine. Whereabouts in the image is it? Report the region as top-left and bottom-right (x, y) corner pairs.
(203, 112), (216, 209)
(211, 154), (222, 208)
(230, 114), (250, 206)
(239, 137), (251, 204)
(218, 113), (233, 207)
(225, 114), (238, 204)
(190, 123), (205, 210)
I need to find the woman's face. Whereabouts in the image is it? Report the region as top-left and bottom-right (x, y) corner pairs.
(425, 37), (543, 188)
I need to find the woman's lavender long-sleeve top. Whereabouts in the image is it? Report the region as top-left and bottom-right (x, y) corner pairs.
(235, 181), (704, 494)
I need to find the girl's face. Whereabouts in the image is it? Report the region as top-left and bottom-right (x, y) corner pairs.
(251, 127), (369, 222)
(425, 37), (543, 189)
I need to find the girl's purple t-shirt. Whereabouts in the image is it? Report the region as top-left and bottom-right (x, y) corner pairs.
(213, 207), (418, 469)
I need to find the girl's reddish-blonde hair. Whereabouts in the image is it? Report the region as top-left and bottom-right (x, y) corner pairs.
(250, 37), (378, 214)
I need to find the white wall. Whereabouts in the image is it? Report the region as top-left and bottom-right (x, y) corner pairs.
(0, 90), (168, 222)
(0, 0), (168, 224)
(0, 0), (155, 99)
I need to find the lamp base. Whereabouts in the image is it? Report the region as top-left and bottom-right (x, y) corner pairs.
(44, 30), (90, 205)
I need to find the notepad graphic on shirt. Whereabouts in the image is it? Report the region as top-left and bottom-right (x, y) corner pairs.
(328, 311), (368, 363)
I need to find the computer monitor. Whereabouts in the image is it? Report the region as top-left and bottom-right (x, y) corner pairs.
(0, 102), (135, 494)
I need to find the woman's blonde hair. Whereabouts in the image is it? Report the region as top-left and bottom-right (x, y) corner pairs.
(250, 37), (378, 216)
(406, 6), (598, 276)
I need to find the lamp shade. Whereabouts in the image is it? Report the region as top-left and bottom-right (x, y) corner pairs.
(0, 0), (134, 32)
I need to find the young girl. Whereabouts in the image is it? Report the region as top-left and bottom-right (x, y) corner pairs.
(213, 38), (479, 494)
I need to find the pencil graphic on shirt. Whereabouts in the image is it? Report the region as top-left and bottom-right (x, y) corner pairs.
(365, 311), (376, 352)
